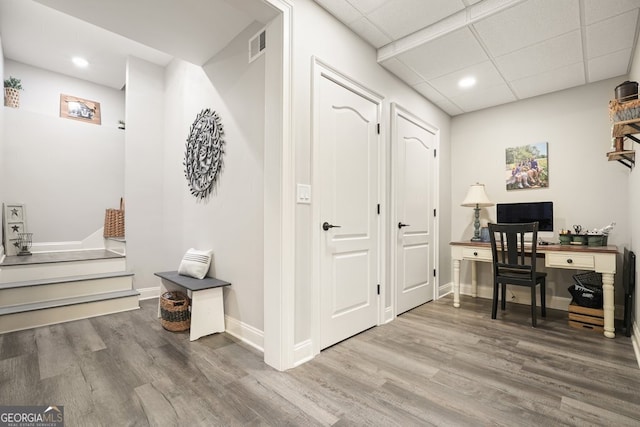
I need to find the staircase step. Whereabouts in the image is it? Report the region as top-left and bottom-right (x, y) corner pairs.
(0, 250), (125, 283)
(0, 272), (134, 307)
(0, 289), (140, 334)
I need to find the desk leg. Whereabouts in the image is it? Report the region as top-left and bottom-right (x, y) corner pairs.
(190, 287), (225, 341)
(471, 260), (477, 298)
(602, 272), (615, 339)
(453, 259), (461, 308)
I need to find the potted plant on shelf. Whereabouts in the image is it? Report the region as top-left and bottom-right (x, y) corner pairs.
(4, 76), (23, 108)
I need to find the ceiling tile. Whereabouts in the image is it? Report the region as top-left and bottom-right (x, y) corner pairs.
(473, 0), (580, 57)
(381, 58), (425, 85)
(366, 0), (466, 40)
(583, 0), (640, 25)
(588, 48), (632, 82)
(449, 83), (517, 112)
(429, 61), (507, 99)
(510, 62), (585, 99)
(350, 17), (393, 48)
(434, 98), (465, 116)
(314, 0), (362, 24)
(347, 0), (389, 15)
(397, 27), (487, 80)
(413, 82), (446, 102)
(586, 10), (639, 58)
(496, 31), (583, 81)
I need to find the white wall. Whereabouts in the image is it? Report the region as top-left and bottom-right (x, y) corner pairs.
(0, 37), (5, 254)
(451, 77), (630, 307)
(124, 57), (166, 289)
(160, 23), (266, 330)
(4, 60), (124, 127)
(627, 42), (640, 346)
(2, 60), (125, 243)
(292, 0), (451, 346)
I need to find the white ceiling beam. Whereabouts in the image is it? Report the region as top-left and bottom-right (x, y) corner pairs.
(377, 0), (527, 62)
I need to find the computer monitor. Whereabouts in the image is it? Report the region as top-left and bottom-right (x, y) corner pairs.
(496, 201), (554, 238)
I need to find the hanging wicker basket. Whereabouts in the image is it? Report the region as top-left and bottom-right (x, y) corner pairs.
(160, 291), (191, 332)
(4, 87), (20, 108)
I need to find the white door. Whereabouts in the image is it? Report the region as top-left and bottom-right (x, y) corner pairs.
(318, 71), (380, 349)
(394, 105), (436, 315)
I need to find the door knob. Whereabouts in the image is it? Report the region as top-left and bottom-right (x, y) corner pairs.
(398, 222), (410, 229)
(322, 222), (341, 231)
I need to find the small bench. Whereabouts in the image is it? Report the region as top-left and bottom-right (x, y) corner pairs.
(154, 271), (231, 341)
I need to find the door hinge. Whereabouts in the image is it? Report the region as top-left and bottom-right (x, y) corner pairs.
(433, 269), (436, 277)
(433, 208), (436, 217)
(434, 149), (437, 157)
(377, 284), (380, 295)
(377, 123), (380, 134)
(377, 204), (380, 215)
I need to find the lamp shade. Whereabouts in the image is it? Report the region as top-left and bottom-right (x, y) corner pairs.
(461, 183), (493, 207)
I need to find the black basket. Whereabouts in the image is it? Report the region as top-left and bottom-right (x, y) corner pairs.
(569, 271), (603, 308)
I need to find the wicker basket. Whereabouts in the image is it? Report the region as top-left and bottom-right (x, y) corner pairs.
(103, 198), (125, 238)
(609, 98), (640, 122)
(160, 291), (191, 331)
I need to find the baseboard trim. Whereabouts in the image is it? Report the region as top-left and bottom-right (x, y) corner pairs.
(458, 282), (624, 316)
(438, 282), (452, 299)
(293, 339), (314, 367)
(137, 286), (160, 301)
(224, 314), (264, 353)
(383, 306), (394, 324)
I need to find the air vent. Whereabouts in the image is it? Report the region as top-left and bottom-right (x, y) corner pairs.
(249, 28), (266, 63)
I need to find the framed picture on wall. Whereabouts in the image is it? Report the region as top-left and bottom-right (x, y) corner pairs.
(505, 142), (549, 190)
(60, 94), (101, 125)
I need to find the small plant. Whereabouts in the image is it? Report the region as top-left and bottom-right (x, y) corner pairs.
(4, 76), (23, 90)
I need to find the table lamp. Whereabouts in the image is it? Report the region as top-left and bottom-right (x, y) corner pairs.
(461, 183), (494, 242)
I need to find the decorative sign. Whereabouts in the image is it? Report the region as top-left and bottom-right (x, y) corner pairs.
(2, 203), (27, 256)
(60, 94), (101, 125)
(184, 108), (225, 199)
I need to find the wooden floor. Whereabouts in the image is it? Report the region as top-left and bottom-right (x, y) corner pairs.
(1, 295), (639, 426)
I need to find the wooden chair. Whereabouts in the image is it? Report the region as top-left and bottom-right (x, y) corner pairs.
(488, 222), (547, 327)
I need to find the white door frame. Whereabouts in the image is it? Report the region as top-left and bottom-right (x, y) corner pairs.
(262, 0), (295, 371)
(390, 103), (440, 319)
(311, 57), (385, 356)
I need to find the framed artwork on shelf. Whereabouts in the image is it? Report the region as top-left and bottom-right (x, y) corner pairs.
(60, 94), (101, 125)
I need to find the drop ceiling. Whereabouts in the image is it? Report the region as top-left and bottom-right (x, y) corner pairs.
(314, 0), (640, 115)
(0, 0), (277, 90)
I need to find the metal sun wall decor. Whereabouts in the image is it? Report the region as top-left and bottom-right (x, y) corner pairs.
(183, 108), (225, 199)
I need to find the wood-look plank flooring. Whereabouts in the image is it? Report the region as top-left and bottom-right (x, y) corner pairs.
(1, 295), (639, 426)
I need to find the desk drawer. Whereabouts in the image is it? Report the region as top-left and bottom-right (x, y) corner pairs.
(545, 253), (595, 270)
(462, 247), (492, 261)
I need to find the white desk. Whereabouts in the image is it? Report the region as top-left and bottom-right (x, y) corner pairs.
(450, 242), (618, 338)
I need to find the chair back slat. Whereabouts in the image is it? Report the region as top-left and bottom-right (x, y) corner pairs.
(488, 222), (539, 280)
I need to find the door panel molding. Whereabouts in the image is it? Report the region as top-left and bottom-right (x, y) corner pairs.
(391, 102), (440, 317)
(311, 57), (384, 354)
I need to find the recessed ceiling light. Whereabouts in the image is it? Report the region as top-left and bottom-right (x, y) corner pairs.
(72, 57), (89, 68)
(458, 76), (476, 89)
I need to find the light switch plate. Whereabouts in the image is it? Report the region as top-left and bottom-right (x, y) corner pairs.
(296, 184), (311, 204)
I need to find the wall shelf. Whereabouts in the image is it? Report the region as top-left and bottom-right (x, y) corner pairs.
(607, 150), (635, 169)
(610, 117), (639, 169)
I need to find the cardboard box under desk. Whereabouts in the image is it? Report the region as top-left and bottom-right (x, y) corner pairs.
(568, 302), (604, 332)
